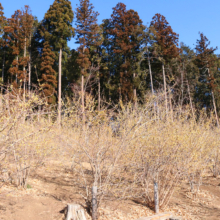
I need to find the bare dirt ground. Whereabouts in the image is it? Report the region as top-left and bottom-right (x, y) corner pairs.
(1, 159), (220, 220)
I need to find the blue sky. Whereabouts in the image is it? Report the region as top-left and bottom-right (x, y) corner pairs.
(1, 0), (220, 53)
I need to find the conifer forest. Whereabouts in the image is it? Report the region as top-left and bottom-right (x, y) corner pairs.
(1, 1), (220, 220)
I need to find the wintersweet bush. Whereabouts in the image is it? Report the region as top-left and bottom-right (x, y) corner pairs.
(59, 96), (220, 215)
(0, 90), (55, 188)
(1, 90), (219, 217)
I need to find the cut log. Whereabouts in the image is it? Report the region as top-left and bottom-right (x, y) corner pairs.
(66, 204), (87, 220)
(135, 212), (182, 220)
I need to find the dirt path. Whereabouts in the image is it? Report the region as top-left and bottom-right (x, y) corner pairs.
(1, 161), (220, 220)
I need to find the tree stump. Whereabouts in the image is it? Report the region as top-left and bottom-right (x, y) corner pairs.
(66, 204), (87, 220)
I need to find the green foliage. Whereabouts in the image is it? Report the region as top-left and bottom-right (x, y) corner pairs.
(1, 2), (220, 120)
(40, 0), (74, 50)
(26, 184), (32, 189)
(194, 33), (218, 110)
(75, 0), (100, 75)
(102, 3), (145, 101)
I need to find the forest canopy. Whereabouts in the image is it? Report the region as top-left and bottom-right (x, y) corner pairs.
(0, 0), (220, 122)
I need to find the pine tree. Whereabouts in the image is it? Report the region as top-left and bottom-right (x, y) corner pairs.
(0, 3), (6, 34)
(179, 43), (198, 118)
(62, 49), (81, 97)
(75, 0), (99, 120)
(0, 3), (7, 83)
(41, 0), (74, 125)
(150, 13), (180, 114)
(5, 10), (22, 85)
(195, 33), (219, 126)
(5, 6), (34, 95)
(106, 3), (145, 101)
(40, 41), (57, 104)
(20, 6), (34, 97)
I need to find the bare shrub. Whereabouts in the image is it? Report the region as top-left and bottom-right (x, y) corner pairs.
(0, 89), (54, 188)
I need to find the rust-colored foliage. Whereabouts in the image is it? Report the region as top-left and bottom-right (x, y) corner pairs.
(108, 3), (145, 100)
(75, 0), (99, 75)
(40, 41), (57, 104)
(150, 13), (180, 62)
(5, 6), (34, 85)
(0, 3), (6, 35)
(5, 10), (22, 83)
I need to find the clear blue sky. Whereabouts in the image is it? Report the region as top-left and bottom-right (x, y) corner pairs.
(1, 0), (220, 53)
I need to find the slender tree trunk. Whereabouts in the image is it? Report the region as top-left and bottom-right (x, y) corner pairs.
(147, 46), (154, 95)
(2, 48), (5, 83)
(58, 48), (62, 126)
(133, 73), (137, 108)
(181, 64), (184, 104)
(81, 74), (85, 125)
(16, 20), (19, 84)
(92, 185), (98, 220)
(98, 75), (100, 111)
(211, 90), (219, 127)
(187, 79), (195, 121)
(28, 59), (31, 95)
(147, 46), (156, 115)
(154, 181), (159, 214)
(208, 68), (219, 127)
(28, 35), (31, 96)
(169, 87), (173, 121)
(23, 37), (26, 103)
(16, 55), (18, 83)
(162, 63), (168, 116)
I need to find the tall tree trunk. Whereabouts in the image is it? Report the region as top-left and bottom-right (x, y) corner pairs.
(211, 90), (219, 127)
(98, 75), (100, 111)
(16, 55), (18, 83)
(28, 59), (31, 95)
(28, 34), (31, 96)
(147, 46), (156, 115)
(2, 48), (5, 83)
(162, 63), (168, 116)
(133, 73), (137, 108)
(82, 74), (85, 124)
(187, 79), (195, 121)
(58, 48), (62, 126)
(92, 185), (98, 220)
(181, 63), (184, 106)
(16, 19), (19, 84)
(147, 46), (154, 95)
(208, 68), (219, 127)
(169, 87), (173, 121)
(23, 37), (26, 103)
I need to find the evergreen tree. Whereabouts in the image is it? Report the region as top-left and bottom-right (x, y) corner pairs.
(0, 3), (7, 83)
(150, 13), (180, 114)
(5, 6), (34, 93)
(75, 0), (99, 119)
(41, 0), (74, 124)
(40, 41), (57, 104)
(106, 3), (145, 101)
(5, 10), (22, 85)
(20, 6), (34, 96)
(177, 43), (198, 115)
(62, 49), (81, 98)
(195, 33), (219, 126)
(0, 3), (6, 35)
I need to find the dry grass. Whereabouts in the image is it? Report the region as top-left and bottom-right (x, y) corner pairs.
(0, 91), (220, 219)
